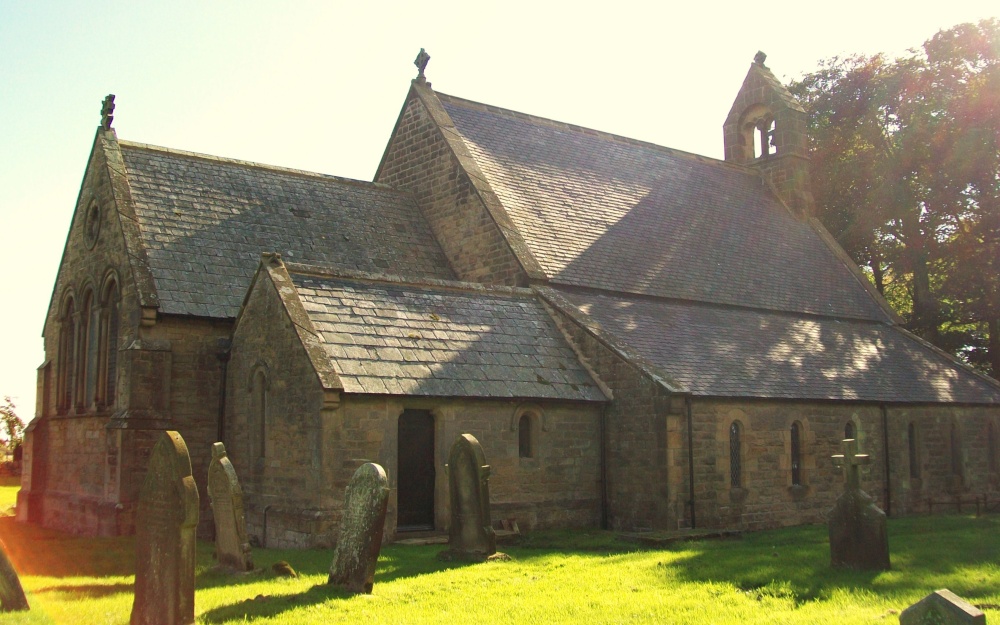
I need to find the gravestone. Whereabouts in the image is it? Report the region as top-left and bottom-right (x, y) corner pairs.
(327, 463), (389, 594)
(899, 589), (986, 624)
(131, 431), (199, 625)
(438, 433), (497, 561)
(0, 541), (28, 612)
(828, 438), (890, 571)
(207, 442), (253, 571)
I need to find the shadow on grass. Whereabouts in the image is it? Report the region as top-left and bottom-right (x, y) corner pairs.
(200, 582), (352, 623)
(665, 514), (1000, 606)
(32, 582), (133, 598)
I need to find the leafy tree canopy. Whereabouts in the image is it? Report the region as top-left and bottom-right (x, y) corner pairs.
(789, 19), (1000, 377)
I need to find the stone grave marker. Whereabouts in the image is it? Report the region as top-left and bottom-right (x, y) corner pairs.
(438, 433), (498, 561)
(0, 541), (28, 612)
(828, 438), (890, 571)
(899, 589), (986, 624)
(327, 462), (390, 594)
(207, 442), (253, 572)
(131, 431), (199, 625)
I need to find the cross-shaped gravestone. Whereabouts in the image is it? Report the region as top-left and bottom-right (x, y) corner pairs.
(101, 94), (115, 130)
(832, 438), (870, 490)
(828, 437), (889, 570)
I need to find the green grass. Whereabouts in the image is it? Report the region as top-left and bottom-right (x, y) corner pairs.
(0, 476), (20, 513)
(1, 482), (998, 624)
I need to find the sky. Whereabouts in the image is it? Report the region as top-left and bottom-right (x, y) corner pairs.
(1, 1), (998, 423)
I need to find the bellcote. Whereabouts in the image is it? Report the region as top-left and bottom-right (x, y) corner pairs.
(723, 53), (813, 216)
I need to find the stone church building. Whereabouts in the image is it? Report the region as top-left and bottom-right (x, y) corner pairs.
(19, 54), (1000, 547)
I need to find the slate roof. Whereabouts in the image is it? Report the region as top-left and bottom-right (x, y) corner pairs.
(544, 287), (1000, 404)
(290, 272), (606, 401)
(119, 142), (455, 317)
(438, 94), (889, 322)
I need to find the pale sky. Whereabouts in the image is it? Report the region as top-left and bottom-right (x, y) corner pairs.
(1, 1), (997, 422)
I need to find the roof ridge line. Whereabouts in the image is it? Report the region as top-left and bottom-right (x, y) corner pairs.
(117, 140), (409, 195)
(434, 91), (753, 174)
(545, 282), (893, 325)
(284, 262), (535, 297)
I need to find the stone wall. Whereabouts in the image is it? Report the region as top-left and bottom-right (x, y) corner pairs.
(543, 300), (682, 531)
(227, 270), (603, 548)
(688, 399), (886, 531)
(226, 270), (332, 548)
(340, 396), (603, 539)
(376, 87), (528, 286)
(137, 315), (231, 537)
(886, 405), (1000, 516)
(21, 130), (144, 535)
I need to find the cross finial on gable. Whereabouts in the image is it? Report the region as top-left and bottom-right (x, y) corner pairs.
(414, 48), (431, 84)
(832, 438), (870, 490)
(101, 94), (116, 130)
(754, 51), (767, 67)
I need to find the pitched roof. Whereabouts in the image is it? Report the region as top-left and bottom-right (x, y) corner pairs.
(288, 270), (606, 401)
(437, 93), (888, 322)
(118, 142), (455, 318)
(543, 287), (1000, 404)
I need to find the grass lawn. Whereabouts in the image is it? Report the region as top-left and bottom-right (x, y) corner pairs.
(0, 476), (19, 514)
(0, 484), (998, 624)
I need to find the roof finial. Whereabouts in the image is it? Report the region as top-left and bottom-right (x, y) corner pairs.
(754, 51), (767, 67)
(414, 48), (430, 84)
(101, 94), (115, 130)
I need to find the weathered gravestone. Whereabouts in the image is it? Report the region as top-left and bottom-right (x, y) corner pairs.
(0, 541), (29, 612)
(438, 433), (498, 562)
(828, 438), (890, 571)
(327, 463), (390, 593)
(207, 442), (253, 572)
(131, 431), (199, 625)
(899, 589), (986, 625)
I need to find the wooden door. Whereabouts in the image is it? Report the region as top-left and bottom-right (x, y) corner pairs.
(397, 410), (435, 530)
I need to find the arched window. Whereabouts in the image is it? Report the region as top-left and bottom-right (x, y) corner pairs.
(844, 421), (856, 440)
(100, 279), (120, 407)
(251, 368), (268, 460)
(989, 422), (998, 474)
(950, 422), (963, 478)
(908, 422), (920, 479)
(80, 290), (100, 408)
(754, 117), (776, 158)
(57, 297), (76, 412)
(518, 413), (532, 458)
(790, 422), (802, 486)
(729, 421), (742, 488)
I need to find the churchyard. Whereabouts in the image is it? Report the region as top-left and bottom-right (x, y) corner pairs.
(1, 505), (997, 624)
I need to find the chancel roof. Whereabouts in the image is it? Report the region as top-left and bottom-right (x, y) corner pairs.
(438, 94), (889, 322)
(543, 287), (1000, 404)
(290, 271), (606, 401)
(119, 142), (455, 318)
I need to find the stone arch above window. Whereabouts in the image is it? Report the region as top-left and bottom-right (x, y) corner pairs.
(739, 104), (777, 160)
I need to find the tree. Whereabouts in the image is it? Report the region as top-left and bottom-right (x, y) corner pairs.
(0, 396), (24, 454)
(789, 20), (1000, 376)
